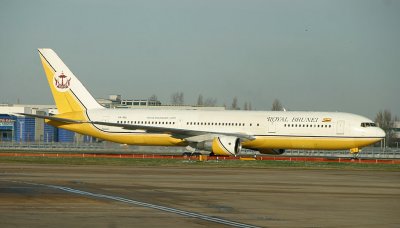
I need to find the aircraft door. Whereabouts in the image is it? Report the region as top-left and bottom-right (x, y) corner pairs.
(336, 120), (345, 135)
(268, 122), (276, 133)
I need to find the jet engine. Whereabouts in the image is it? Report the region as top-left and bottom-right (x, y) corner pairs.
(196, 136), (242, 156)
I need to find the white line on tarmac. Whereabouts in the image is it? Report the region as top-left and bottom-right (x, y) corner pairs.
(14, 181), (260, 228)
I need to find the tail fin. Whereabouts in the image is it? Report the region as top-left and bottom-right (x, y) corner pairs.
(38, 48), (104, 114)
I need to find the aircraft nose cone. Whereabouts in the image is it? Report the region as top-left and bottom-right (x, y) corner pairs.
(376, 128), (386, 138)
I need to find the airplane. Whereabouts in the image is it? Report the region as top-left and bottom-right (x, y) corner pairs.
(21, 48), (385, 157)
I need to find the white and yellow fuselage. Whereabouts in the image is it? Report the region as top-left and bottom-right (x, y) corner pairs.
(30, 49), (384, 156)
(70, 109), (384, 150)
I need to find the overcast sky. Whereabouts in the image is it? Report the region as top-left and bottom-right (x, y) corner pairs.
(0, 0), (399, 119)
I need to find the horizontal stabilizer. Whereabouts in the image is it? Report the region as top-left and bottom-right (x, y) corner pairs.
(17, 113), (85, 124)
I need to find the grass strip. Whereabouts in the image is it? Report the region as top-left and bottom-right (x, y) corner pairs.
(0, 156), (399, 171)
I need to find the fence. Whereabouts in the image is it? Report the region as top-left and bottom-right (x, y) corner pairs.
(283, 147), (400, 159)
(0, 142), (399, 159)
(0, 141), (185, 154)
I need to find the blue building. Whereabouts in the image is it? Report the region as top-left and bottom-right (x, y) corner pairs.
(0, 114), (79, 143)
(58, 128), (75, 142)
(0, 114), (37, 142)
(43, 122), (57, 142)
(0, 114), (15, 142)
(16, 116), (35, 142)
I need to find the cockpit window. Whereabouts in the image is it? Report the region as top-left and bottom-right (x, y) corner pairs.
(361, 122), (376, 127)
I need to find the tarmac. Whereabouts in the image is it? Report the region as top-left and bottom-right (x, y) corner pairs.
(1, 163), (399, 227)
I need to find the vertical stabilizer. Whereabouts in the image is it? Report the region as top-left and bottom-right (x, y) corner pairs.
(38, 48), (104, 114)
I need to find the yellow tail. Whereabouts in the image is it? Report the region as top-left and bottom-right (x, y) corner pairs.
(38, 49), (103, 115)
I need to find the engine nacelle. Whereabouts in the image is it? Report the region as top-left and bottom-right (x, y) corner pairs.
(196, 136), (242, 156)
(258, 149), (286, 155)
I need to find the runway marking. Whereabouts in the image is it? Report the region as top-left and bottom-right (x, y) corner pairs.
(14, 181), (260, 228)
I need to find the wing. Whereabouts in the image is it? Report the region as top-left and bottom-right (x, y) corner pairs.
(91, 120), (256, 142)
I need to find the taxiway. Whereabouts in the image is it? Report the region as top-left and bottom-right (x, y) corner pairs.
(1, 163), (399, 227)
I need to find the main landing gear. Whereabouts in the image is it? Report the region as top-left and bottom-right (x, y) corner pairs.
(350, 148), (360, 160)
